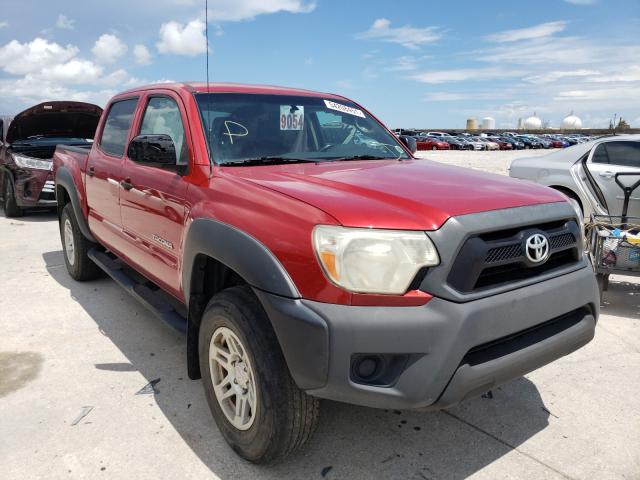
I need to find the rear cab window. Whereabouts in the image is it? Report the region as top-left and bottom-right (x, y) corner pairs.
(99, 98), (138, 157)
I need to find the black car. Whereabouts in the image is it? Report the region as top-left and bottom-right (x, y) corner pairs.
(442, 136), (473, 150)
(516, 135), (543, 149)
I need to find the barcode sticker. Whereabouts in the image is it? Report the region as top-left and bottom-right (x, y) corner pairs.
(324, 100), (365, 118)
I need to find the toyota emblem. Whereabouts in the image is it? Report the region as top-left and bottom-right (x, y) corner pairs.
(525, 233), (550, 264)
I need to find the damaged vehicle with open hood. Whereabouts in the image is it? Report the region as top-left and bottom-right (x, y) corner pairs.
(0, 101), (102, 217)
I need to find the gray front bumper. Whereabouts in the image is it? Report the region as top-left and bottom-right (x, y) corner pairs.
(257, 265), (598, 410)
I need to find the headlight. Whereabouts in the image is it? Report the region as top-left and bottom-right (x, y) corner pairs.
(12, 153), (52, 171)
(312, 225), (439, 294)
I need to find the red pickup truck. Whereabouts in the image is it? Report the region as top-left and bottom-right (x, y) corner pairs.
(53, 82), (598, 463)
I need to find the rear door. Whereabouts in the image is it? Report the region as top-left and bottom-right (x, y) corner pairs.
(586, 140), (640, 217)
(119, 93), (190, 298)
(86, 97), (138, 251)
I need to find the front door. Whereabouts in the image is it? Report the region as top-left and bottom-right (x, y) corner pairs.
(119, 94), (190, 298)
(586, 140), (640, 218)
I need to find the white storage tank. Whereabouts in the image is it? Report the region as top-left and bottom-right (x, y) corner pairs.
(523, 114), (542, 130)
(561, 112), (582, 130)
(481, 117), (495, 130)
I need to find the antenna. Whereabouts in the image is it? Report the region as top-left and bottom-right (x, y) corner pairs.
(205, 0), (213, 176)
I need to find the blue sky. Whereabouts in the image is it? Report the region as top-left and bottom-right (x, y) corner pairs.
(0, 0), (638, 128)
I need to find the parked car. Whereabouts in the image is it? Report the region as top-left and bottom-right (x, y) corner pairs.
(440, 136), (472, 150)
(53, 82), (598, 463)
(516, 135), (544, 149)
(393, 128), (419, 137)
(0, 101), (101, 217)
(498, 136), (525, 149)
(473, 137), (499, 151)
(426, 131), (453, 138)
(510, 135), (640, 220)
(464, 137), (487, 150)
(414, 136), (450, 150)
(486, 136), (514, 150)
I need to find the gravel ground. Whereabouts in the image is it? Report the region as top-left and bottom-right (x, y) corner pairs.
(1, 150), (639, 480)
(415, 148), (551, 176)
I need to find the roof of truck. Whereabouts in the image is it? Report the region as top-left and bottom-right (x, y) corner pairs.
(116, 82), (347, 100)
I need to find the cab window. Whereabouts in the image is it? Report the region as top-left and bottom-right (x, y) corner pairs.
(100, 98), (138, 157)
(139, 97), (188, 165)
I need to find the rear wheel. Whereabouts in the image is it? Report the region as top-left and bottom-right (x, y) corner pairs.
(199, 285), (319, 463)
(2, 176), (23, 218)
(60, 203), (102, 281)
(431, 146), (437, 151)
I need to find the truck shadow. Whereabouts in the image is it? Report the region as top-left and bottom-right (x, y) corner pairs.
(44, 249), (552, 480)
(0, 208), (57, 222)
(600, 276), (640, 319)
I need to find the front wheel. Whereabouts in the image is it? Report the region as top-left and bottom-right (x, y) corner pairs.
(2, 176), (23, 218)
(199, 286), (319, 463)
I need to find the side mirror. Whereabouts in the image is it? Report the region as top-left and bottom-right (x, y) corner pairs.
(398, 135), (417, 154)
(128, 134), (177, 168)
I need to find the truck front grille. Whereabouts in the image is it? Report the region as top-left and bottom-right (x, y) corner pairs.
(447, 219), (581, 293)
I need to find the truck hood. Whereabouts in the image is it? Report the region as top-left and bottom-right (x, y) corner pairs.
(224, 159), (566, 230)
(7, 101), (102, 144)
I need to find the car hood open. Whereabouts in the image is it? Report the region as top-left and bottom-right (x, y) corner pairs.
(224, 159), (566, 230)
(6, 101), (103, 144)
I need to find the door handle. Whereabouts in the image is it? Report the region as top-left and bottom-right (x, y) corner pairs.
(87, 167), (95, 177)
(599, 171), (615, 179)
(120, 178), (133, 191)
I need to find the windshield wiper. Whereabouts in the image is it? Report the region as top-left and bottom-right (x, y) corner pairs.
(326, 155), (396, 161)
(223, 156), (318, 166)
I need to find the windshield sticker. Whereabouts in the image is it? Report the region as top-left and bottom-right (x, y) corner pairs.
(224, 120), (248, 144)
(280, 105), (304, 130)
(323, 100), (365, 118)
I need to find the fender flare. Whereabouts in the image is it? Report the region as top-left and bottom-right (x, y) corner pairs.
(182, 218), (300, 301)
(55, 166), (97, 243)
(183, 218), (303, 380)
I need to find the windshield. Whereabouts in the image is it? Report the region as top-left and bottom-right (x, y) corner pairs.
(194, 93), (409, 164)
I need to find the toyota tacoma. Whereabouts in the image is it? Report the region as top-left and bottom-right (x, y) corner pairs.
(53, 82), (598, 463)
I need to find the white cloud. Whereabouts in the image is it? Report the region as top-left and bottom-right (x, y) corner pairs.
(388, 56), (421, 72)
(0, 21), (8, 29)
(206, 0), (315, 21)
(92, 34), (127, 64)
(157, 19), (207, 56)
(410, 67), (523, 84)
(523, 69), (599, 83)
(0, 35), (139, 113)
(56, 14), (75, 30)
(356, 18), (441, 50)
(40, 59), (103, 84)
(133, 44), (152, 65)
(0, 38), (78, 75)
(486, 21), (568, 43)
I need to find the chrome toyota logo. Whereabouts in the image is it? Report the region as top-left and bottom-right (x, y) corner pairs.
(525, 233), (550, 264)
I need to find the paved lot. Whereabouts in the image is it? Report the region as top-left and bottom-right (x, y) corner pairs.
(1, 150), (639, 479)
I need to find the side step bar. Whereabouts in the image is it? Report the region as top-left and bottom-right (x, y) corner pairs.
(88, 248), (187, 334)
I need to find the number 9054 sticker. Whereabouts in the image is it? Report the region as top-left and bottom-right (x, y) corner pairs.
(280, 105), (304, 130)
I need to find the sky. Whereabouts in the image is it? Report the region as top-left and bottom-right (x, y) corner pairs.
(0, 0), (638, 129)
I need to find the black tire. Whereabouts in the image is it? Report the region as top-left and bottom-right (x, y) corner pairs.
(199, 285), (319, 463)
(60, 203), (102, 281)
(2, 175), (23, 218)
